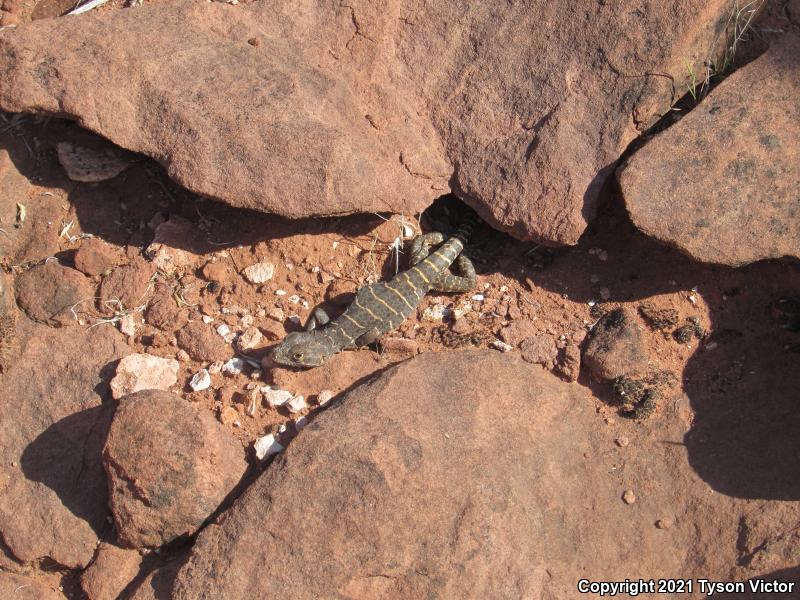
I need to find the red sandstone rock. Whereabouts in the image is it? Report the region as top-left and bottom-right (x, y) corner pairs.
(618, 34), (800, 266)
(103, 389), (248, 548)
(81, 542), (143, 600)
(15, 261), (94, 326)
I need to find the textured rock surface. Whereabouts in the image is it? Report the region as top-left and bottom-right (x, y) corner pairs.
(173, 349), (749, 598)
(0, 0), (737, 244)
(0, 322), (129, 568)
(81, 542), (143, 600)
(582, 308), (648, 380)
(15, 261), (94, 326)
(74, 237), (121, 276)
(109, 353), (179, 399)
(176, 320), (233, 362)
(103, 390), (248, 548)
(0, 572), (66, 600)
(619, 34), (800, 266)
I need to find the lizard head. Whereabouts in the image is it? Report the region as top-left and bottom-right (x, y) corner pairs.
(270, 331), (333, 368)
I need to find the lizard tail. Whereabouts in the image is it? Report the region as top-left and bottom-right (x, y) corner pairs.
(451, 206), (481, 246)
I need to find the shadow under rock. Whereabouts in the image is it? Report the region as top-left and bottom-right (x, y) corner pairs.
(682, 298), (800, 501)
(0, 116), (391, 255)
(19, 402), (116, 534)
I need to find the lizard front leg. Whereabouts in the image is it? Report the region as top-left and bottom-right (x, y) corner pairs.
(409, 232), (445, 266)
(304, 306), (331, 331)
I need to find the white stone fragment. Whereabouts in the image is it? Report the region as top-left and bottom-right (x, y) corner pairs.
(242, 261), (275, 284)
(110, 353), (179, 399)
(201, 314), (214, 324)
(422, 303), (450, 321)
(223, 357), (246, 375)
(452, 301), (472, 320)
(490, 340), (514, 353)
(262, 387), (293, 408)
(316, 389), (334, 406)
(471, 293), (485, 302)
(208, 360), (224, 375)
(189, 369), (211, 392)
(236, 327), (264, 351)
(286, 395), (307, 414)
(275, 289), (287, 296)
(216, 323), (231, 337)
(254, 433), (284, 460)
(118, 313), (136, 337)
(288, 294), (301, 305)
(401, 223), (415, 238)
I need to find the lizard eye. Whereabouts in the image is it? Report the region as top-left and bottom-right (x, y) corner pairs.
(292, 351), (304, 361)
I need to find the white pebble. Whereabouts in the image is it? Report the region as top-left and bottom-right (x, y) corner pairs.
(189, 369), (211, 392)
(317, 389), (334, 406)
(110, 354), (179, 399)
(254, 433), (284, 460)
(242, 261), (275, 284)
(471, 294), (485, 302)
(286, 395), (308, 414)
(262, 387), (293, 408)
(119, 313), (136, 337)
(223, 357), (245, 375)
(422, 303), (450, 321)
(490, 340), (514, 353)
(688, 294), (697, 304)
(216, 323), (231, 337)
(201, 314), (214, 324)
(401, 223), (415, 238)
(275, 289), (287, 296)
(288, 294), (301, 305)
(207, 360), (224, 375)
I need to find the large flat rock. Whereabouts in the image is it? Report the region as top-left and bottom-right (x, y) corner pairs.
(0, 322), (130, 568)
(172, 349), (758, 598)
(0, 0), (736, 244)
(618, 34), (800, 266)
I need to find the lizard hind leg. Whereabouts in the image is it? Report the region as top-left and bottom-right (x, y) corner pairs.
(409, 232), (445, 266)
(431, 255), (477, 293)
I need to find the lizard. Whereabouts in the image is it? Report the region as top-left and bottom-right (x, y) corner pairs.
(270, 210), (480, 368)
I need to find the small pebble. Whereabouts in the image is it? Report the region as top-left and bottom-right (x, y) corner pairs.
(242, 262), (275, 284)
(119, 313), (136, 337)
(316, 389), (334, 406)
(490, 340), (514, 353)
(471, 293), (485, 302)
(207, 360), (224, 375)
(254, 433), (284, 460)
(189, 369), (211, 392)
(218, 405), (239, 426)
(263, 387), (293, 408)
(201, 314), (214, 324)
(288, 294), (301, 305)
(275, 289), (287, 296)
(656, 518), (673, 530)
(615, 437), (629, 448)
(622, 490), (637, 505)
(216, 323), (231, 337)
(422, 303), (450, 321)
(286, 395), (308, 414)
(222, 357), (245, 375)
(240, 314), (254, 328)
(175, 349), (191, 362)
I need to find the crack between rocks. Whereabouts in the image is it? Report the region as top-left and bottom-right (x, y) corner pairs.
(398, 152), (434, 180)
